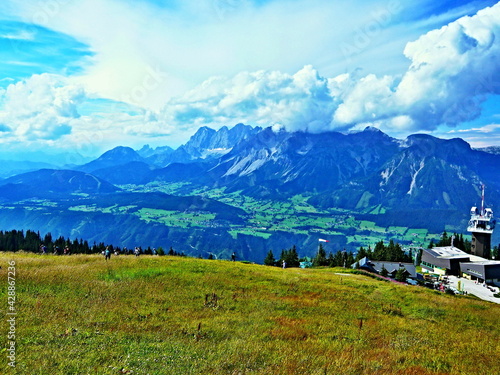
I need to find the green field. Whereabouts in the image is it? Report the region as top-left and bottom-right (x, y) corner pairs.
(1, 253), (499, 374)
(9, 181), (448, 254)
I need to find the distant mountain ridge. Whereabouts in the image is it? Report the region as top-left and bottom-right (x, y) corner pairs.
(63, 124), (500, 216)
(1, 123), (499, 262)
(478, 146), (500, 155)
(0, 160), (56, 179)
(0, 169), (119, 201)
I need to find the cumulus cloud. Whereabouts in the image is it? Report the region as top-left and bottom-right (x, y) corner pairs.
(158, 65), (338, 133)
(394, 3), (500, 128)
(155, 2), (500, 137)
(0, 73), (179, 154)
(2, 0), (500, 150)
(0, 73), (85, 140)
(336, 1), (500, 132)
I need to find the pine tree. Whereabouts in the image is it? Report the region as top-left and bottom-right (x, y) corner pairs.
(313, 243), (328, 266)
(345, 252), (355, 268)
(380, 265), (389, 277)
(356, 246), (368, 261)
(289, 245), (300, 267)
(373, 240), (386, 260)
(395, 268), (407, 282)
(264, 250), (276, 266)
(327, 252), (335, 267)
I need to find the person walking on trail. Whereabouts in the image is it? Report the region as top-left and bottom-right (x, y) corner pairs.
(282, 260), (286, 269)
(231, 252), (236, 262)
(105, 247), (111, 261)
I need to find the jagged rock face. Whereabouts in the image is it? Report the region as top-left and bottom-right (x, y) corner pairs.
(372, 135), (499, 211)
(137, 145), (174, 159)
(210, 127), (400, 196)
(154, 124), (262, 167)
(204, 127), (500, 211)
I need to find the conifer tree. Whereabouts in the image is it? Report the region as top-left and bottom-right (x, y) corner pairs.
(380, 265), (389, 277)
(395, 268), (407, 282)
(264, 250), (276, 266)
(313, 243), (328, 266)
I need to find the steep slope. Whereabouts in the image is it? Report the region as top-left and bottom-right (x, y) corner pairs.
(367, 135), (500, 210)
(308, 134), (500, 233)
(209, 127), (400, 197)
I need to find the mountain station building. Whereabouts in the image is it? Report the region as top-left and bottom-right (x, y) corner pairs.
(421, 246), (500, 283)
(353, 257), (417, 279)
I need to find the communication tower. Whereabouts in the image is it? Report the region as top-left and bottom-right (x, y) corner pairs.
(467, 185), (496, 258)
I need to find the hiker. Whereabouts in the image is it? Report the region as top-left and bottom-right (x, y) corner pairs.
(105, 247), (111, 261)
(64, 246), (70, 255)
(53, 246), (60, 255)
(231, 252), (236, 261)
(134, 247), (140, 257)
(282, 260), (286, 269)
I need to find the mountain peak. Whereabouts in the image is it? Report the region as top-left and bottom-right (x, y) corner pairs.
(79, 146), (145, 173)
(99, 146), (141, 161)
(363, 126), (383, 133)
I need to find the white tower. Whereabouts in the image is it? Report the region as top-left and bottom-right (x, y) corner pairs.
(467, 185), (496, 258)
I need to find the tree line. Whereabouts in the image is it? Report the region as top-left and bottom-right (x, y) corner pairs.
(429, 231), (471, 252)
(264, 239), (412, 268)
(0, 230), (95, 254)
(0, 229), (197, 258)
(264, 232), (500, 268)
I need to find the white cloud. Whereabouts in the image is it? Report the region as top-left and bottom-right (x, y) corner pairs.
(0, 73), (84, 140)
(2, 0), (500, 150)
(4, 0), (418, 111)
(0, 73), (176, 153)
(330, 1), (500, 133)
(394, 3), (500, 128)
(157, 65), (338, 133)
(140, 2), (500, 138)
(448, 124), (500, 133)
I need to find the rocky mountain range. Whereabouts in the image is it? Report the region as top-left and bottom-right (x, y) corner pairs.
(66, 124), (500, 214)
(0, 123), (498, 261)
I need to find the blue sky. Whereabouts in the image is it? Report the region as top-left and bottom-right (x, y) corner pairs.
(1, 0), (500, 159)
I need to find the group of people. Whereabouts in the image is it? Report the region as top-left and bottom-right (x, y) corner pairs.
(103, 246), (158, 260)
(39, 244), (71, 255)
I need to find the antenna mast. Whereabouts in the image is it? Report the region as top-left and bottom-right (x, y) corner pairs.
(481, 184), (485, 216)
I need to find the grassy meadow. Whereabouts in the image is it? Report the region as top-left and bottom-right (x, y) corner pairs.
(1, 253), (499, 374)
